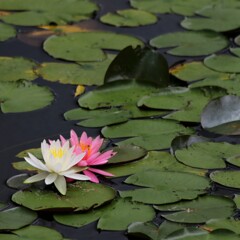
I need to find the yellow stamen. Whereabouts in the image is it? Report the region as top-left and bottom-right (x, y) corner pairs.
(50, 148), (64, 158)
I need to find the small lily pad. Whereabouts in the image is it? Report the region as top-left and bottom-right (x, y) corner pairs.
(16, 148), (42, 159)
(6, 174), (29, 190)
(100, 9), (157, 27)
(0, 81), (54, 113)
(150, 31), (228, 56)
(155, 195), (235, 223)
(0, 207), (37, 230)
(12, 181), (116, 212)
(201, 95), (240, 135)
(231, 48), (240, 58)
(43, 31), (143, 62)
(0, 22), (16, 41)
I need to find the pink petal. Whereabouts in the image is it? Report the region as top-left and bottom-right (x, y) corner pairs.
(83, 170), (99, 183)
(70, 129), (79, 146)
(88, 150), (115, 165)
(77, 160), (88, 167)
(60, 135), (67, 145)
(90, 136), (103, 154)
(80, 131), (88, 144)
(88, 167), (114, 177)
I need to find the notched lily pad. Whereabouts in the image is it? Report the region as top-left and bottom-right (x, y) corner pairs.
(12, 181), (116, 212)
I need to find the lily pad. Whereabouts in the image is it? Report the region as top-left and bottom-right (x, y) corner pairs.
(16, 148), (42, 159)
(37, 55), (115, 86)
(100, 9), (157, 27)
(0, 207), (37, 230)
(12, 181), (116, 212)
(43, 31), (143, 62)
(230, 48), (240, 58)
(204, 54), (240, 73)
(120, 170), (210, 204)
(210, 171), (240, 189)
(78, 80), (159, 109)
(54, 198), (155, 231)
(127, 221), (184, 240)
(0, 22), (16, 41)
(12, 161), (37, 171)
(0, 81), (54, 113)
(104, 46), (170, 88)
(102, 151), (206, 178)
(181, 7), (240, 32)
(0, 0), (98, 26)
(226, 155), (240, 167)
(175, 141), (240, 169)
(0, 57), (37, 82)
(150, 31), (228, 56)
(201, 95), (240, 135)
(155, 196), (235, 223)
(6, 174), (29, 190)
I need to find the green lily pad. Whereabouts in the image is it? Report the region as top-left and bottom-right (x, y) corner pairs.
(235, 35), (240, 46)
(108, 144), (147, 164)
(102, 119), (191, 138)
(43, 31), (143, 62)
(230, 48), (240, 58)
(175, 142), (240, 169)
(0, 207), (37, 230)
(12, 181), (116, 212)
(181, 7), (240, 32)
(203, 218), (240, 235)
(0, 0), (98, 26)
(201, 95), (240, 135)
(150, 31), (228, 56)
(16, 148), (42, 159)
(12, 161), (37, 171)
(54, 198), (155, 231)
(6, 174), (29, 190)
(0, 57), (37, 82)
(100, 9), (157, 27)
(120, 170), (210, 204)
(210, 170), (240, 189)
(138, 87), (225, 122)
(204, 54), (240, 73)
(0, 81), (54, 113)
(37, 54), (115, 86)
(234, 195), (240, 209)
(0, 22), (16, 41)
(226, 155), (240, 167)
(155, 196), (235, 223)
(104, 46), (170, 88)
(78, 80), (159, 109)
(127, 221), (184, 240)
(102, 151), (206, 178)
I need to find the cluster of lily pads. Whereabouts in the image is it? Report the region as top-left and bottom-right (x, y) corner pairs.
(1, 0), (240, 239)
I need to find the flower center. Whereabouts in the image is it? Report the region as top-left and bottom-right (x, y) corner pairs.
(50, 148), (64, 158)
(79, 143), (91, 158)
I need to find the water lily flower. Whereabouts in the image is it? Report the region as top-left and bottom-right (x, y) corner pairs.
(24, 139), (90, 195)
(60, 130), (116, 183)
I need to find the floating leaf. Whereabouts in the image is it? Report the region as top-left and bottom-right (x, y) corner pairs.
(201, 95), (240, 135)
(16, 148), (42, 159)
(120, 170), (210, 204)
(74, 85), (85, 97)
(234, 195), (240, 209)
(78, 80), (159, 109)
(150, 31), (228, 56)
(155, 196), (235, 223)
(175, 142), (240, 169)
(102, 151), (206, 178)
(226, 155), (240, 167)
(54, 198), (155, 231)
(202, 218), (240, 235)
(0, 81), (54, 113)
(0, 207), (37, 230)
(0, 0), (98, 26)
(43, 32), (143, 62)
(12, 161), (37, 171)
(127, 221), (184, 240)
(37, 55), (115, 85)
(6, 174), (29, 189)
(231, 48), (240, 58)
(0, 22), (15, 41)
(105, 46), (170, 87)
(210, 170), (240, 189)
(0, 57), (37, 82)
(181, 7), (240, 32)
(12, 182), (116, 212)
(100, 9), (157, 27)
(108, 144), (147, 164)
(204, 54), (240, 73)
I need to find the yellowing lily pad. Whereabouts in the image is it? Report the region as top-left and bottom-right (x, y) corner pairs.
(0, 57), (37, 82)
(100, 9), (157, 27)
(0, 22), (16, 41)
(43, 31), (143, 62)
(150, 31), (228, 56)
(0, 81), (54, 113)
(0, 0), (98, 26)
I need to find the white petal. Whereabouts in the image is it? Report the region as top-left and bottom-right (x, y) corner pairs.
(64, 173), (90, 181)
(67, 152), (86, 169)
(54, 175), (67, 195)
(45, 173), (58, 185)
(41, 140), (49, 161)
(24, 172), (48, 183)
(25, 153), (49, 171)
